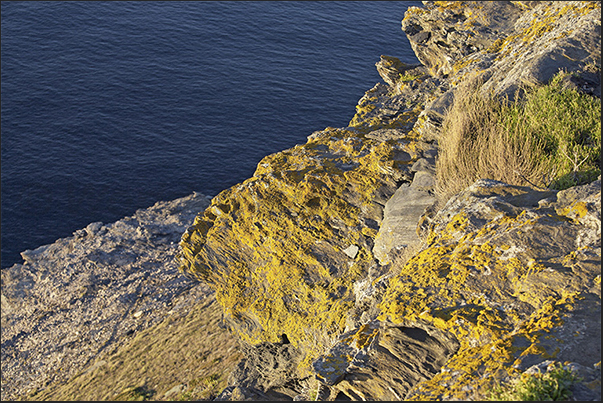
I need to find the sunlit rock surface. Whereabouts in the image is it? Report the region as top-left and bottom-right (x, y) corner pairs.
(180, 2), (600, 401)
(2, 1), (600, 401)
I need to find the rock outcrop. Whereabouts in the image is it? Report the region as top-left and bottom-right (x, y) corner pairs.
(402, 1), (601, 97)
(1, 1), (600, 401)
(1, 193), (243, 401)
(178, 1), (601, 401)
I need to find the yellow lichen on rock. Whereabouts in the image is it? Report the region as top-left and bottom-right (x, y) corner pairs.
(174, 2), (601, 399)
(378, 179), (600, 399)
(179, 126), (418, 372)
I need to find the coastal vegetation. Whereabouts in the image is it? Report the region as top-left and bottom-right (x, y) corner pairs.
(485, 362), (582, 401)
(436, 70), (601, 206)
(24, 296), (241, 401)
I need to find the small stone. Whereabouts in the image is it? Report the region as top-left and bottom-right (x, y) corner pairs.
(163, 384), (186, 398)
(85, 222), (103, 237)
(343, 245), (359, 259)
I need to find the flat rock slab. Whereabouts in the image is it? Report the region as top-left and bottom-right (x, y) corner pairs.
(373, 173), (436, 265)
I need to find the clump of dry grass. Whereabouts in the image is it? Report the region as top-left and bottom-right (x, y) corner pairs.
(436, 71), (601, 207)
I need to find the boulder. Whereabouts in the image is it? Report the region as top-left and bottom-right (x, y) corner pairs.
(372, 179), (435, 265)
(178, 126), (422, 374)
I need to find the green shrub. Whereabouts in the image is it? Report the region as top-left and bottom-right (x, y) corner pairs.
(502, 72), (601, 189)
(486, 362), (581, 401)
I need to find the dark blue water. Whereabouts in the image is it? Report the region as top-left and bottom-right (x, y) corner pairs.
(1, 1), (420, 269)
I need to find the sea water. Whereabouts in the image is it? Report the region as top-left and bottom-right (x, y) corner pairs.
(1, 1), (420, 268)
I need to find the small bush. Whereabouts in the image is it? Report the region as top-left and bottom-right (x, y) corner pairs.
(398, 71), (423, 82)
(436, 71), (601, 206)
(486, 362), (581, 401)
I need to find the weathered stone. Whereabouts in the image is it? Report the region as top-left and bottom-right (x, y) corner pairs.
(375, 55), (422, 87)
(224, 336), (304, 399)
(347, 61), (445, 135)
(380, 178), (601, 400)
(411, 170), (436, 190)
(372, 143), (438, 267)
(343, 244), (360, 259)
(402, 1), (524, 77)
(411, 157), (435, 174)
(178, 126), (422, 372)
(372, 182), (435, 265)
(325, 324), (459, 401)
(312, 321), (381, 386)
(1, 192), (244, 401)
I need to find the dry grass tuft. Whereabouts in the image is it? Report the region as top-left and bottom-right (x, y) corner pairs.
(436, 72), (601, 207)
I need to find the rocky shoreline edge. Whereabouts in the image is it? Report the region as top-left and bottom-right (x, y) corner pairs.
(1, 192), (247, 400)
(2, 1), (601, 401)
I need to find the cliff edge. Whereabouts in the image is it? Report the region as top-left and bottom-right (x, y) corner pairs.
(179, 1), (601, 401)
(1, 1), (600, 401)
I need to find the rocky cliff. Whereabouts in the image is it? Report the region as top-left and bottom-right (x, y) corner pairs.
(179, 1), (601, 401)
(1, 1), (601, 401)
(1, 194), (244, 400)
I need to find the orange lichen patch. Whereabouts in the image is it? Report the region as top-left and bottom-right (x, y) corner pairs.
(347, 323), (380, 350)
(433, 1), (466, 10)
(558, 201), (590, 222)
(383, 255), (581, 399)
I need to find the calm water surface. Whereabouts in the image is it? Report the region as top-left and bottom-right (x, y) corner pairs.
(1, 1), (420, 268)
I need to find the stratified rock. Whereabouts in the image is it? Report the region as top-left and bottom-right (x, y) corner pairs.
(375, 55), (422, 87)
(347, 58), (445, 135)
(378, 179), (601, 400)
(220, 336), (306, 401)
(314, 321), (459, 400)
